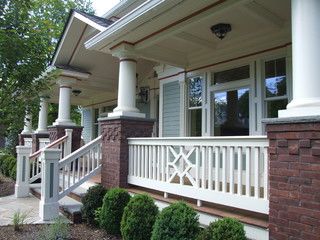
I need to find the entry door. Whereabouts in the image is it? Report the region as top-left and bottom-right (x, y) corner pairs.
(212, 87), (250, 136)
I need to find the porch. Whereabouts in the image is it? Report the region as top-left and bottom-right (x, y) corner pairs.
(15, 0), (320, 240)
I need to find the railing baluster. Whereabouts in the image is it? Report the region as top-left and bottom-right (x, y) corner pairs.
(152, 146), (156, 180)
(67, 163), (71, 188)
(246, 147), (251, 197)
(133, 145), (137, 176)
(137, 145), (141, 177)
(208, 146), (213, 190)
(201, 146), (206, 189)
(166, 146), (169, 182)
(230, 146), (235, 194)
(141, 145), (145, 178)
(77, 158), (80, 182)
(149, 146), (152, 179)
(62, 165), (66, 191)
(215, 146), (220, 191)
(161, 146), (165, 181)
(195, 146), (200, 188)
(254, 147), (260, 198)
(144, 145), (148, 178)
(264, 147), (268, 199)
(222, 146), (227, 192)
(237, 147), (243, 195)
(157, 146), (161, 181)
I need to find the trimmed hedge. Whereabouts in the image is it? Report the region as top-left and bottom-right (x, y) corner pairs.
(99, 188), (131, 235)
(197, 218), (246, 240)
(81, 185), (107, 225)
(151, 201), (199, 240)
(121, 194), (159, 240)
(0, 149), (16, 180)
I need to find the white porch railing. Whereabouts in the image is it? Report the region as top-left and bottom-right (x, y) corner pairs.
(38, 135), (102, 220)
(28, 130), (72, 183)
(128, 136), (269, 214)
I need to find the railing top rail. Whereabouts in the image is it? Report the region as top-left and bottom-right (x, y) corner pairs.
(29, 134), (68, 160)
(128, 136), (268, 146)
(59, 135), (102, 166)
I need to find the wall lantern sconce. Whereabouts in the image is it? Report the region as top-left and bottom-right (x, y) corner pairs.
(72, 89), (82, 96)
(138, 87), (150, 104)
(211, 23), (231, 40)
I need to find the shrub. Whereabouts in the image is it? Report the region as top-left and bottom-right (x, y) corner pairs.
(99, 188), (131, 235)
(0, 149), (16, 180)
(121, 194), (159, 240)
(197, 218), (246, 240)
(151, 201), (199, 240)
(81, 185), (107, 225)
(38, 216), (70, 240)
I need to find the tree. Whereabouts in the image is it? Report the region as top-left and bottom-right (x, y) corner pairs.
(0, 0), (93, 151)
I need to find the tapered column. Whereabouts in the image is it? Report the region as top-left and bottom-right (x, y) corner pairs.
(109, 45), (145, 118)
(53, 78), (76, 126)
(36, 97), (49, 133)
(21, 111), (33, 134)
(279, 0), (320, 117)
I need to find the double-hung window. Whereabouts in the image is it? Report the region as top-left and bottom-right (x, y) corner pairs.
(264, 58), (288, 118)
(188, 76), (203, 136)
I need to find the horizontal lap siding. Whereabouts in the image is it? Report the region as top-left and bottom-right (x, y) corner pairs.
(82, 108), (93, 144)
(163, 81), (180, 137)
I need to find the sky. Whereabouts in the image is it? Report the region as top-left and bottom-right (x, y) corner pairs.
(92, 0), (120, 16)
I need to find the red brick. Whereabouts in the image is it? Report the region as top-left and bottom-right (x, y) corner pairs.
(300, 216), (320, 226)
(299, 139), (311, 148)
(277, 139), (288, 147)
(312, 147), (320, 156)
(301, 232), (319, 240)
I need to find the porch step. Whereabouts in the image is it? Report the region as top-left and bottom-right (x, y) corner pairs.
(30, 181), (97, 223)
(127, 186), (269, 240)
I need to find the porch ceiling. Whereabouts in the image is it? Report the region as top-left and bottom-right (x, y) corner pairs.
(86, 0), (291, 69)
(50, 11), (155, 107)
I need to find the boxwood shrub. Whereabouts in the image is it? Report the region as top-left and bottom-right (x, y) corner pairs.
(197, 217), (246, 240)
(99, 188), (131, 235)
(0, 149), (16, 180)
(151, 201), (199, 240)
(121, 194), (159, 240)
(81, 185), (107, 225)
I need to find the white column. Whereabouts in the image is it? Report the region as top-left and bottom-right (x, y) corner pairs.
(39, 148), (61, 221)
(109, 50), (145, 118)
(15, 145), (32, 198)
(21, 111), (33, 134)
(53, 78), (76, 126)
(36, 97), (49, 133)
(279, 0), (320, 117)
(179, 77), (187, 137)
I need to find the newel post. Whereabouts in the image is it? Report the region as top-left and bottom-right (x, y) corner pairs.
(39, 148), (61, 221)
(15, 145), (32, 198)
(64, 129), (73, 157)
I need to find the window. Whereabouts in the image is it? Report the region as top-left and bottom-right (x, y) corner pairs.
(212, 65), (250, 85)
(188, 76), (203, 136)
(264, 58), (288, 118)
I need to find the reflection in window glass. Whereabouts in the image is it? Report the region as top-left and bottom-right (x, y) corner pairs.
(214, 88), (249, 136)
(188, 77), (202, 108)
(265, 58), (286, 97)
(190, 109), (202, 136)
(266, 99), (288, 118)
(212, 65), (250, 85)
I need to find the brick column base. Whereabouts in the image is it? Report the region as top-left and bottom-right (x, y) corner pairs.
(31, 133), (49, 152)
(266, 117), (320, 240)
(99, 116), (154, 189)
(47, 125), (83, 152)
(18, 133), (32, 146)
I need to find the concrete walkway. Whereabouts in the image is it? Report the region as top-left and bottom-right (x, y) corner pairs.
(0, 194), (41, 226)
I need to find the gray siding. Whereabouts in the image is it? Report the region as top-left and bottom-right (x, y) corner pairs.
(82, 108), (93, 144)
(163, 81), (180, 137)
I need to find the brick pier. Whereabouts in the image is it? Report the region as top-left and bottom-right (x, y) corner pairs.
(266, 117), (320, 240)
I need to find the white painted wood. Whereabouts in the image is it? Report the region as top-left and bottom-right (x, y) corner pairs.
(15, 146), (32, 198)
(127, 136), (269, 214)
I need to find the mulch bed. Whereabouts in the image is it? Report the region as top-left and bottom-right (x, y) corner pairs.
(0, 174), (15, 197)
(0, 224), (122, 240)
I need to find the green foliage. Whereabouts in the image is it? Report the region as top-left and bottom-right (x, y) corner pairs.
(0, 0), (93, 151)
(81, 185), (107, 225)
(151, 201), (200, 240)
(197, 218), (246, 240)
(38, 216), (70, 240)
(0, 149), (16, 180)
(99, 188), (131, 235)
(12, 210), (29, 231)
(121, 194), (159, 240)
(94, 207), (102, 224)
